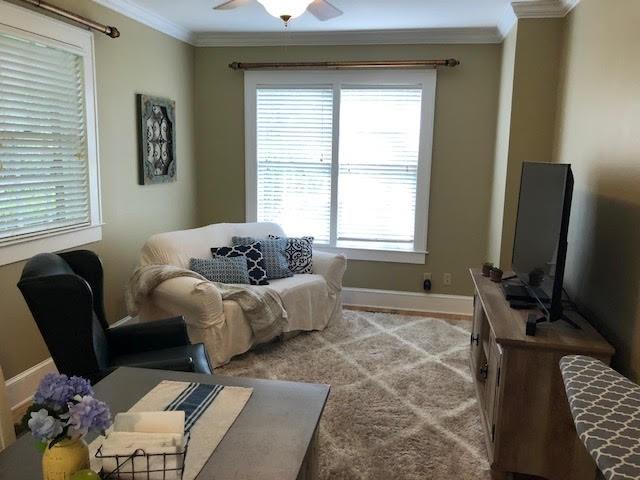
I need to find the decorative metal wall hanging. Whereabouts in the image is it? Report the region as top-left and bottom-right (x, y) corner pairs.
(137, 94), (176, 185)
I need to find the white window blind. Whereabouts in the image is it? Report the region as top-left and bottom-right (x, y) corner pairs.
(246, 70), (436, 263)
(256, 88), (333, 244)
(337, 88), (422, 250)
(0, 32), (90, 241)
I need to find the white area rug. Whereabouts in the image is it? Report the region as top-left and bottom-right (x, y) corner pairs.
(216, 309), (491, 480)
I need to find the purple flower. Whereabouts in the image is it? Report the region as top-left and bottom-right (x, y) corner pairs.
(33, 374), (94, 409)
(67, 376), (94, 397)
(64, 396), (112, 436)
(28, 409), (64, 442)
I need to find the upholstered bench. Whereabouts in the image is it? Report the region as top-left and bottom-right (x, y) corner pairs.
(560, 355), (640, 480)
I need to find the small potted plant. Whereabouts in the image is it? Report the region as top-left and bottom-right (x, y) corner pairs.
(489, 267), (504, 283)
(22, 373), (112, 480)
(482, 262), (494, 277)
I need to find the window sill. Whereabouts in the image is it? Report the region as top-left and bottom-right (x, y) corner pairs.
(315, 245), (428, 264)
(0, 224), (103, 267)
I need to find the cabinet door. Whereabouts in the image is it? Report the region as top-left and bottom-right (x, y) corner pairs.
(470, 294), (485, 376)
(484, 336), (503, 462)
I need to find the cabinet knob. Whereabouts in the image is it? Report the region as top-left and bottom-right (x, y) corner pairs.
(471, 333), (480, 346)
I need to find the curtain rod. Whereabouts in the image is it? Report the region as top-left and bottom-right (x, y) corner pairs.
(17, 0), (120, 38)
(229, 59), (460, 71)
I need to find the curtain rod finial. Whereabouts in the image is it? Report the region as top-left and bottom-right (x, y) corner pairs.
(446, 58), (460, 67)
(107, 26), (120, 38)
(229, 62), (241, 70)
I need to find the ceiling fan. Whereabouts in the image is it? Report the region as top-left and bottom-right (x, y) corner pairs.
(214, 0), (343, 25)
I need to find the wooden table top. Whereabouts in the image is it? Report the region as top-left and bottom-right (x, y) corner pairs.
(470, 268), (614, 356)
(0, 367), (330, 480)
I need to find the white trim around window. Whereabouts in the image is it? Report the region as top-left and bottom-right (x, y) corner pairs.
(244, 70), (436, 264)
(0, 1), (102, 266)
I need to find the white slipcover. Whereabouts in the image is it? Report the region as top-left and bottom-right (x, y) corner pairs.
(136, 222), (347, 366)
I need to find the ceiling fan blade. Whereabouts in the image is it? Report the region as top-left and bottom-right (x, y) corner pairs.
(307, 0), (343, 21)
(213, 0), (252, 10)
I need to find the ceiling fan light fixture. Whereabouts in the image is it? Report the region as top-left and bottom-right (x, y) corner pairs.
(257, 0), (314, 21)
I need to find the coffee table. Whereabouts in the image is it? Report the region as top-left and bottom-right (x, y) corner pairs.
(0, 367), (330, 480)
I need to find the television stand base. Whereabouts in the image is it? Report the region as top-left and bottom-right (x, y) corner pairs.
(526, 313), (581, 336)
(470, 268), (614, 480)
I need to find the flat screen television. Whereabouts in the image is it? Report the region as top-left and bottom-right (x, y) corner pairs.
(511, 162), (574, 323)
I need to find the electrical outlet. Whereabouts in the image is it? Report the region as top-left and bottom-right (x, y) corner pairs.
(443, 273), (452, 286)
(422, 273), (432, 291)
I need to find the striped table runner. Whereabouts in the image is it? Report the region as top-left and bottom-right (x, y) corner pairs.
(90, 381), (253, 480)
(164, 383), (225, 432)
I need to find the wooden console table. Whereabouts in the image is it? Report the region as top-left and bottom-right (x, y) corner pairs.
(469, 268), (614, 480)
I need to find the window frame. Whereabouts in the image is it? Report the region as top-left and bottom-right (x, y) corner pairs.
(244, 69), (436, 264)
(0, 1), (102, 266)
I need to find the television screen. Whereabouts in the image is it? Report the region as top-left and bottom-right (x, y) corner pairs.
(511, 162), (573, 320)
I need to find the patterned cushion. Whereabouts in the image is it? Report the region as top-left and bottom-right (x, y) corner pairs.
(189, 256), (250, 284)
(232, 236), (292, 280)
(210, 242), (269, 286)
(268, 235), (314, 274)
(560, 355), (640, 480)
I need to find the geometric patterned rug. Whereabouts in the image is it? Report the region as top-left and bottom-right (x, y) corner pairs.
(216, 309), (492, 480)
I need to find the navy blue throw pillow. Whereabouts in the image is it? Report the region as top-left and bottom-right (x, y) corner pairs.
(232, 236), (292, 280)
(211, 242), (269, 286)
(268, 235), (314, 274)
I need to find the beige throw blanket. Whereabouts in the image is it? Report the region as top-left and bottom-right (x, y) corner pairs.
(126, 264), (287, 344)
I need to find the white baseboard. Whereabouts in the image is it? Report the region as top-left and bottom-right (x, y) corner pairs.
(342, 287), (473, 316)
(5, 358), (57, 421)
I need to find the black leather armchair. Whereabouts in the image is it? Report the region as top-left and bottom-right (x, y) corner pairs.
(17, 250), (212, 383)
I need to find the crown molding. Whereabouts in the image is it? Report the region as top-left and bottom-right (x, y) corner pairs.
(92, 0), (580, 47)
(497, 5), (518, 37)
(511, 0), (580, 18)
(194, 27), (503, 47)
(92, 0), (195, 44)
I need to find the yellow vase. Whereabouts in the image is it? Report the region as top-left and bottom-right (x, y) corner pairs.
(42, 438), (90, 480)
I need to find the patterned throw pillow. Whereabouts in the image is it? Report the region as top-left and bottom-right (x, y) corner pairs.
(232, 236), (292, 280)
(189, 256), (250, 284)
(268, 235), (314, 274)
(210, 242), (269, 286)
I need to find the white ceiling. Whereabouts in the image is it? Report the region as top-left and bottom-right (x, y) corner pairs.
(118, 0), (513, 33)
(94, 0), (578, 45)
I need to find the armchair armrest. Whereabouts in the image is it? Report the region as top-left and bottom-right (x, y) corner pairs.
(107, 316), (190, 356)
(146, 276), (225, 329)
(312, 250), (347, 294)
(121, 356), (196, 373)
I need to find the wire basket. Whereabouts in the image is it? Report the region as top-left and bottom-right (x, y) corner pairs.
(95, 433), (190, 480)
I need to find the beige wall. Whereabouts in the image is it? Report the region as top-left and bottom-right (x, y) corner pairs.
(498, 18), (564, 269)
(0, 1), (198, 379)
(487, 25), (517, 266)
(553, 0), (640, 381)
(485, 18), (564, 269)
(195, 44), (501, 295)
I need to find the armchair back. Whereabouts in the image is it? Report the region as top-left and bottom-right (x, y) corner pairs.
(17, 251), (110, 381)
(140, 222), (285, 268)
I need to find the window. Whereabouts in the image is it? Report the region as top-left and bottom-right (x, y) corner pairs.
(245, 70), (436, 263)
(0, 2), (101, 266)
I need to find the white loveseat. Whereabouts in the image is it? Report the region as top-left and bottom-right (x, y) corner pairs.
(136, 222), (347, 366)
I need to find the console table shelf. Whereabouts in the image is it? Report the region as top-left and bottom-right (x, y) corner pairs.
(468, 268), (614, 480)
